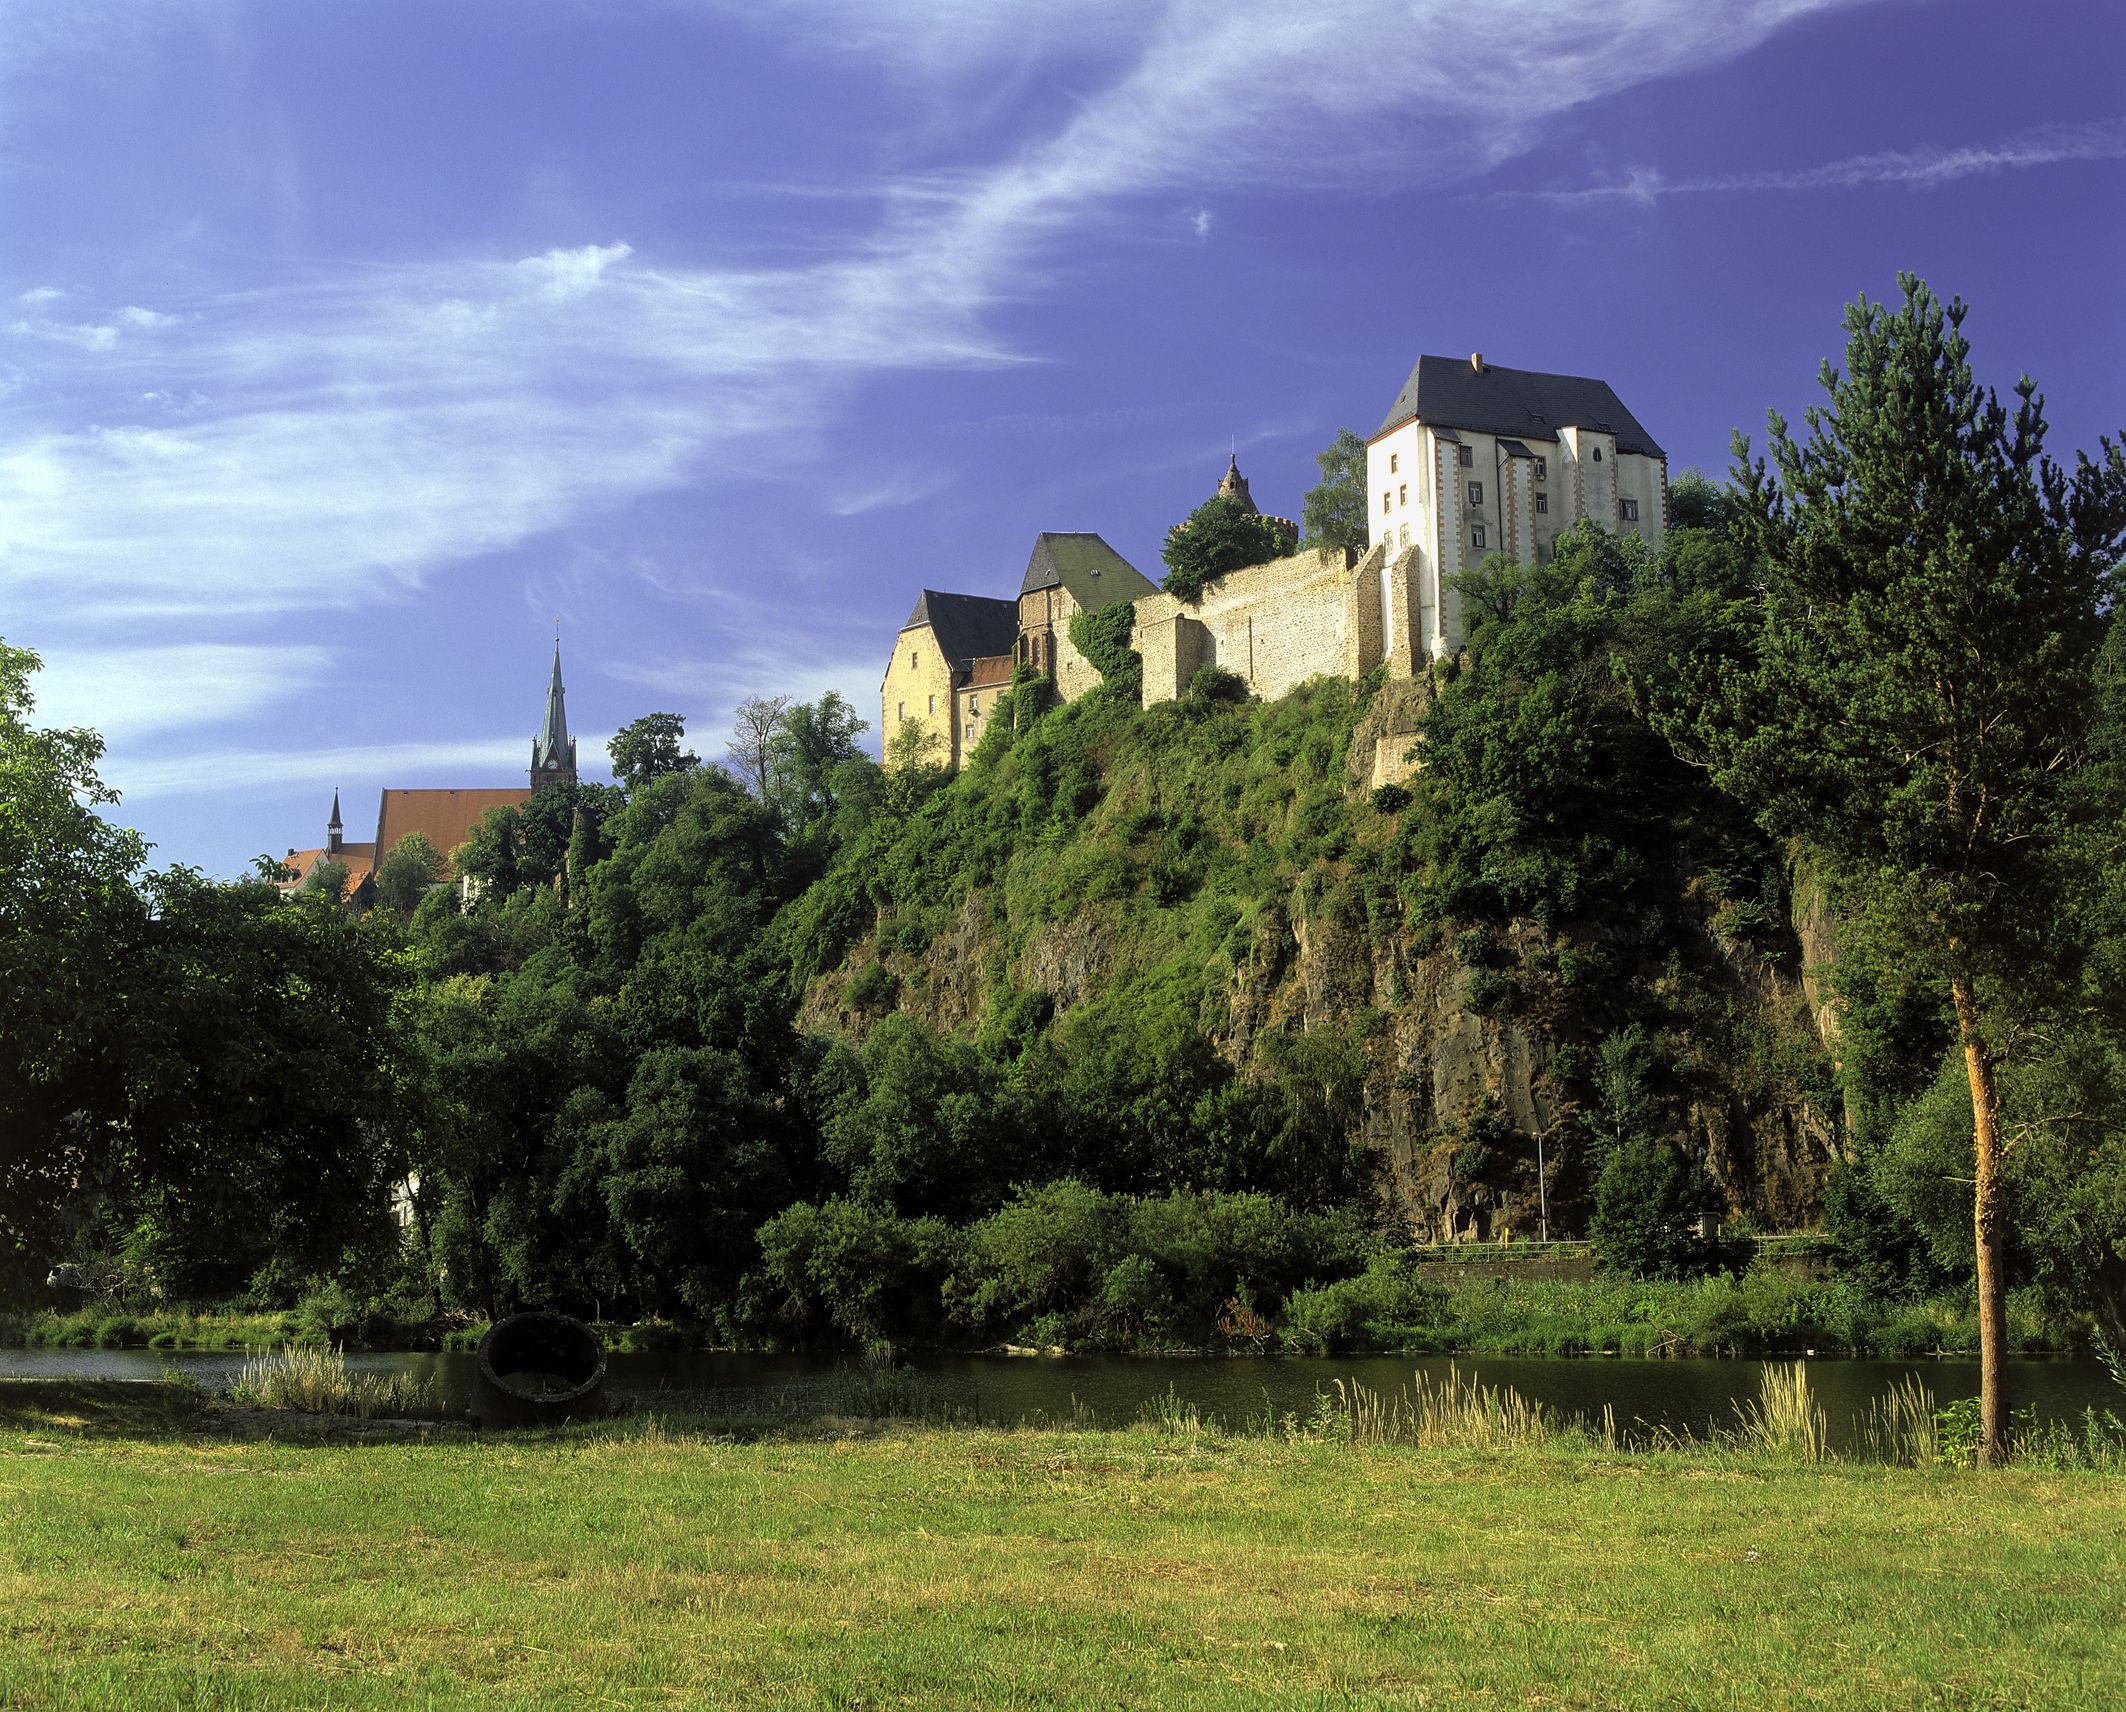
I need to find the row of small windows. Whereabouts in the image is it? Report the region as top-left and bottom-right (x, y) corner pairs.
(1378, 443), (1632, 545)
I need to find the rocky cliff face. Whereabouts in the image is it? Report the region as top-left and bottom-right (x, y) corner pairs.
(801, 674), (1842, 1237)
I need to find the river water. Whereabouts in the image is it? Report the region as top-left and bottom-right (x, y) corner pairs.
(5, 1346), (2119, 1448)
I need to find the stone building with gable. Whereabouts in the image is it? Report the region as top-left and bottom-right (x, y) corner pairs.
(1013, 531), (1159, 703)
(881, 589), (1020, 771)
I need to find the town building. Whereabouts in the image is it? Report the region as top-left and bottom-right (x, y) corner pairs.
(279, 642), (579, 901)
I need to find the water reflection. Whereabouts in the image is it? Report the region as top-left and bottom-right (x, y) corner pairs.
(4, 1344), (2118, 1451)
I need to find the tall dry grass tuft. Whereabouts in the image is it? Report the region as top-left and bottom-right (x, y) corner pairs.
(1136, 1384), (1206, 1439)
(1731, 1362), (1829, 1462)
(230, 1346), (438, 1420)
(1325, 1366), (1556, 1451)
(1857, 1372), (1937, 1466)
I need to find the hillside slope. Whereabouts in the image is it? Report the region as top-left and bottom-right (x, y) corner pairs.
(784, 633), (1841, 1241)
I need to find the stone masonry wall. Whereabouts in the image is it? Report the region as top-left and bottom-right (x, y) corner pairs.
(1137, 546), (1383, 705)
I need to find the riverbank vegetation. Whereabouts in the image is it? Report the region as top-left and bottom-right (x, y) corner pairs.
(2, 1375), (2123, 1709)
(7, 280), (2126, 1455)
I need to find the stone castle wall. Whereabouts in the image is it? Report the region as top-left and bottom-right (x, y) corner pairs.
(1137, 544), (1390, 706)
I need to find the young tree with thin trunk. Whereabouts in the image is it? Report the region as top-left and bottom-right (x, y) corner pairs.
(1664, 275), (2126, 1464)
(726, 695), (790, 798)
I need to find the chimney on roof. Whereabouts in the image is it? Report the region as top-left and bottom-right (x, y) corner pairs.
(1470, 352), (1486, 374)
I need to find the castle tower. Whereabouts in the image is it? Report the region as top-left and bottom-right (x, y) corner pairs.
(530, 641), (578, 790)
(326, 788), (344, 855)
(1215, 451), (1258, 514)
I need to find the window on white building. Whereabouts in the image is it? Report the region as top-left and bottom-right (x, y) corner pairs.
(1398, 484), (1407, 506)
(927, 694), (936, 715)
(1467, 482), (1483, 506)
(969, 695), (980, 714)
(1620, 498), (1639, 522)
(911, 650), (919, 667)
(1457, 444), (1473, 468)
(1592, 447), (1603, 463)
(1472, 525), (1487, 548)
(1534, 457), (1547, 480)
(1535, 492), (1548, 514)
(896, 701), (905, 722)
(1397, 523), (1410, 550)
(1389, 452), (1399, 474)
(1382, 492), (1391, 515)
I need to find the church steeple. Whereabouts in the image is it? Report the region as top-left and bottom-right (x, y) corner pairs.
(530, 635), (578, 789)
(326, 788), (344, 855)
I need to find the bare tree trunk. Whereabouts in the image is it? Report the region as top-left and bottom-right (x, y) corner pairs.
(1951, 973), (2009, 1467)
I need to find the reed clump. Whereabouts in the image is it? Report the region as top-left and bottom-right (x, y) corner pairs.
(1316, 1365), (1558, 1450)
(1729, 1361), (1830, 1462)
(1857, 1371), (1938, 1466)
(229, 1346), (439, 1420)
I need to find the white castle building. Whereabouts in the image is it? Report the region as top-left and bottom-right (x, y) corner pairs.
(1368, 353), (1668, 660)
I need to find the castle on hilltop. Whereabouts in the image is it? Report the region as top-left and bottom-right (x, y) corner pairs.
(881, 353), (1668, 770)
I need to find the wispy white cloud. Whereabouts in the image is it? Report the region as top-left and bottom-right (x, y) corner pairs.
(1189, 208), (1213, 239)
(0, 246), (1014, 621)
(28, 641), (335, 741)
(1500, 117), (2126, 205)
(828, 469), (957, 516)
(111, 735), (533, 800)
(0, 1), (1875, 637)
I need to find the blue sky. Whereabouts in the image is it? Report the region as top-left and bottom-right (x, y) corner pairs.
(3, 0), (2122, 877)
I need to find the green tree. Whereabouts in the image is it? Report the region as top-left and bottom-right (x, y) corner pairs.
(607, 712), (699, 793)
(1666, 467), (1742, 534)
(1300, 428), (1369, 557)
(0, 639), (147, 1292)
(1160, 495), (1291, 601)
(1671, 275), (2126, 1461)
(769, 692), (870, 847)
(726, 695), (790, 797)
(373, 831), (446, 917)
(1588, 1135), (1726, 1281)
(306, 855), (352, 904)
(454, 804), (521, 898)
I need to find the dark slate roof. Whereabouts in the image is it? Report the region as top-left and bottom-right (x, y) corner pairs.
(1018, 532), (1158, 611)
(1374, 356), (1665, 458)
(903, 589), (1020, 667)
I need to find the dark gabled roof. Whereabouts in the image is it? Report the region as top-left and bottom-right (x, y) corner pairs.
(1496, 438), (1536, 460)
(903, 589), (1020, 667)
(1374, 356), (1665, 458)
(1018, 532), (1158, 612)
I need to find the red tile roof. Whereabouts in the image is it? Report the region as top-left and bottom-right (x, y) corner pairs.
(277, 844), (377, 893)
(372, 788), (536, 878)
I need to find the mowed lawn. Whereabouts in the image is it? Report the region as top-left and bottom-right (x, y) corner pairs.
(1, 1384), (2121, 1709)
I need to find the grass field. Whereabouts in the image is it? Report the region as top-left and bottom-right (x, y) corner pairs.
(2, 1380), (2121, 1710)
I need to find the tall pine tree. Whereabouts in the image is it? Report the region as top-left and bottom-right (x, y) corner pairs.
(1668, 276), (2126, 1463)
